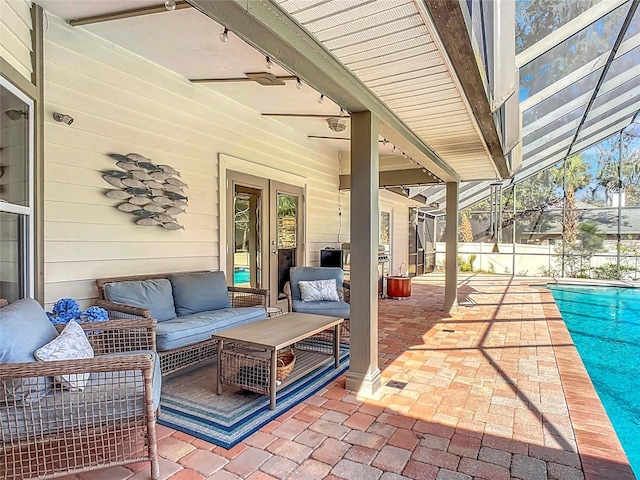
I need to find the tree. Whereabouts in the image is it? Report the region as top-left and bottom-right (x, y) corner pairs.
(577, 220), (604, 253)
(459, 213), (473, 243)
(555, 155), (590, 244)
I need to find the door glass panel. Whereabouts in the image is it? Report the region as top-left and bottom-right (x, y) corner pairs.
(233, 187), (261, 288)
(1, 86), (29, 207)
(277, 193), (298, 299)
(277, 193), (297, 249)
(0, 212), (25, 302)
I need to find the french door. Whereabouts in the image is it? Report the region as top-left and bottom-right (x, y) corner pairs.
(226, 171), (304, 308)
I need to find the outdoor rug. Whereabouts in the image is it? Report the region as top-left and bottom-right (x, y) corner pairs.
(158, 345), (349, 449)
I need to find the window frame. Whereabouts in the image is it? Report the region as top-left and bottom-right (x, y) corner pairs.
(0, 75), (35, 299)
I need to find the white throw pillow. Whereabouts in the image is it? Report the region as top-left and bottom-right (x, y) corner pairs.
(299, 279), (340, 302)
(34, 320), (94, 391)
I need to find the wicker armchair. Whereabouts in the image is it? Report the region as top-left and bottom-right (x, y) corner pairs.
(284, 267), (350, 342)
(96, 272), (268, 375)
(0, 300), (160, 480)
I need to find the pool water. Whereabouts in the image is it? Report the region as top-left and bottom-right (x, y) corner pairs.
(233, 267), (250, 285)
(547, 284), (640, 476)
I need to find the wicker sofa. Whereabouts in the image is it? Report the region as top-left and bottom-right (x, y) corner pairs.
(96, 271), (268, 375)
(0, 298), (161, 480)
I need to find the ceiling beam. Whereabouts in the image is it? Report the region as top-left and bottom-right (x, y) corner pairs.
(68, 1), (191, 26)
(339, 169), (441, 190)
(186, 0), (459, 182)
(424, 0), (511, 179)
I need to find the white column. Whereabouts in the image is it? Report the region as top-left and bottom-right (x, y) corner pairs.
(444, 182), (459, 313)
(345, 111), (381, 396)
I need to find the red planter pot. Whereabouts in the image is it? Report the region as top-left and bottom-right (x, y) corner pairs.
(387, 276), (411, 299)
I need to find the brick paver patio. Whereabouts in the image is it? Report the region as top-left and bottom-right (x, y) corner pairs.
(59, 275), (635, 480)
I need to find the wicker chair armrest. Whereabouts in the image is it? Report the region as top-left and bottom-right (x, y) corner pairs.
(343, 282), (350, 304)
(0, 353), (154, 380)
(227, 286), (268, 308)
(283, 281), (293, 312)
(54, 318), (157, 354)
(96, 299), (151, 318)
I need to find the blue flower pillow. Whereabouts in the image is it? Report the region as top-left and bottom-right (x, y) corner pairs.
(298, 279), (340, 302)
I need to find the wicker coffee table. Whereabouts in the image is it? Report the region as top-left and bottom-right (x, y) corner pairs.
(213, 312), (344, 409)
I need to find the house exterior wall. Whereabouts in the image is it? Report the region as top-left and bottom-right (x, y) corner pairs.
(0, 0), (32, 81)
(42, 16), (343, 308)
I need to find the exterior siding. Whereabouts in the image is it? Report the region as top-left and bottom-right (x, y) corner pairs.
(0, 0), (32, 80)
(43, 16), (342, 308)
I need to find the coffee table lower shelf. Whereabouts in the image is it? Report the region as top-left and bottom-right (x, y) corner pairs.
(220, 347), (335, 393)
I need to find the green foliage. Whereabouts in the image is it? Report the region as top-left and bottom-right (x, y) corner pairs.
(577, 220), (605, 253)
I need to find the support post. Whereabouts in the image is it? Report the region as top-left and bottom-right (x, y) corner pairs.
(345, 111), (381, 396)
(444, 182), (459, 313)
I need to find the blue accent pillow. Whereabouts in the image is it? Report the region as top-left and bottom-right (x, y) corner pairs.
(169, 271), (230, 316)
(104, 279), (176, 322)
(0, 298), (59, 402)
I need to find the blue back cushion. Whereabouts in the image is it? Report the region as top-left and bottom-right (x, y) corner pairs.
(104, 279), (176, 322)
(0, 298), (59, 402)
(290, 267), (344, 301)
(169, 271), (230, 316)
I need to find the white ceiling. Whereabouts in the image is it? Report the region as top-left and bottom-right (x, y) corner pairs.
(36, 0), (497, 179)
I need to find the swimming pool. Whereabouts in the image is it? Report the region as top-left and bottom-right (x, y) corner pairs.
(547, 284), (640, 476)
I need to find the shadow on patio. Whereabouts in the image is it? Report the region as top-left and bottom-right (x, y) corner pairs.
(59, 275), (635, 480)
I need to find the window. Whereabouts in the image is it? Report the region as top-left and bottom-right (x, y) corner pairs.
(0, 78), (34, 301)
(380, 211), (390, 251)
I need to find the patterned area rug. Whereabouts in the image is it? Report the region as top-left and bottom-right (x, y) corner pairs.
(158, 346), (349, 449)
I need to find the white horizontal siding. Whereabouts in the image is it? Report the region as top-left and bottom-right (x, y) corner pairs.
(0, 0), (32, 81)
(43, 16), (343, 307)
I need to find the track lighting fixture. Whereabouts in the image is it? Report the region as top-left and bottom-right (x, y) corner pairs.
(317, 94), (324, 104)
(164, 0), (176, 11)
(219, 27), (229, 43)
(296, 77), (303, 89)
(265, 56), (273, 69)
(392, 146), (396, 152)
(382, 138), (388, 145)
(339, 107), (346, 117)
(53, 112), (74, 125)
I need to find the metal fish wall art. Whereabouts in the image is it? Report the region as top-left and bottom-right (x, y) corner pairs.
(118, 203), (141, 213)
(129, 196), (152, 205)
(136, 218), (158, 226)
(162, 222), (184, 230)
(103, 152), (188, 229)
(143, 204), (166, 213)
(121, 178), (147, 189)
(166, 177), (187, 188)
(106, 190), (132, 200)
(103, 176), (126, 188)
(116, 161), (143, 171)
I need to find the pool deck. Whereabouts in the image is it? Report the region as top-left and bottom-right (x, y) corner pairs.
(59, 274), (635, 480)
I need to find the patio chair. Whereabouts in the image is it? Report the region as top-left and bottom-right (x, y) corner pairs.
(0, 298), (161, 480)
(284, 267), (350, 341)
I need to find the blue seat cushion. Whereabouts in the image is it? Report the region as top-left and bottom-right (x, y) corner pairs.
(104, 279), (176, 322)
(0, 298), (58, 403)
(291, 299), (350, 319)
(99, 350), (162, 411)
(290, 267), (344, 301)
(155, 307), (266, 351)
(0, 350), (162, 439)
(170, 271), (230, 316)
